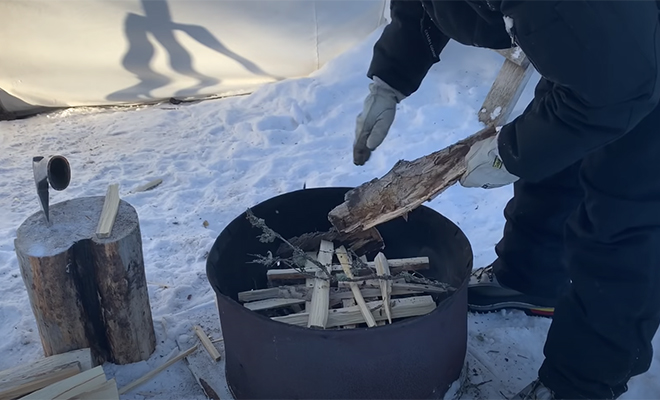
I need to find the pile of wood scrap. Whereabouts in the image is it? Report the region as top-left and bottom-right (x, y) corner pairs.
(239, 240), (453, 329)
(0, 348), (118, 400)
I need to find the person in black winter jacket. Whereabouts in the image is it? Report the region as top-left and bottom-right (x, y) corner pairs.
(353, 1), (660, 399)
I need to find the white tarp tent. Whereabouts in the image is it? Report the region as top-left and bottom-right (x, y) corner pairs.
(0, 0), (387, 119)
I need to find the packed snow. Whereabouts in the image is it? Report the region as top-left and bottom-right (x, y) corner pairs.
(1, 26), (659, 399)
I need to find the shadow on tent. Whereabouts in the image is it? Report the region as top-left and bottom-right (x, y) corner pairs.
(106, 0), (281, 102)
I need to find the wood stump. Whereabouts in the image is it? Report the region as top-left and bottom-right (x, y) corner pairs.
(14, 196), (156, 365)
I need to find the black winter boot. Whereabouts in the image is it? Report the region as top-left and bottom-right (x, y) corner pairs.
(511, 379), (556, 400)
(468, 264), (557, 317)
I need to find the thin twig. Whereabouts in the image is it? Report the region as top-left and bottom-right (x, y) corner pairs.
(246, 208), (333, 279)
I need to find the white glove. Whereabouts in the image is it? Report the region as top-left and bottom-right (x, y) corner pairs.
(353, 76), (406, 165)
(459, 134), (519, 189)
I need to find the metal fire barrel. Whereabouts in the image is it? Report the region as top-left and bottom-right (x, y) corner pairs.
(206, 187), (473, 399)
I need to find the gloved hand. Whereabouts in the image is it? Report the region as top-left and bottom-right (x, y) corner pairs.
(353, 76), (406, 165)
(459, 133), (519, 189)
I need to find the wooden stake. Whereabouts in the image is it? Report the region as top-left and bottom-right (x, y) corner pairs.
(193, 326), (222, 362)
(327, 125), (498, 234)
(96, 183), (120, 239)
(374, 253), (392, 324)
(119, 345), (198, 395)
(335, 246), (376, 327)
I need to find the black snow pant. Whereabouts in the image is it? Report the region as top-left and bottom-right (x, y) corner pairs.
(492, 78), (660, 400)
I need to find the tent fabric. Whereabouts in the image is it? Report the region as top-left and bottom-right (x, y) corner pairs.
(0, 0), (387, 117)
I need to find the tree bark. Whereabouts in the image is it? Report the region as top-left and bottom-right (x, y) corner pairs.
(328, 126), (498, 233)
(14, 196), (156, 365)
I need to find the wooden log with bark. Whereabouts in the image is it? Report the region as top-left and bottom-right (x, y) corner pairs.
(327, 125), (498, 234)
(14, 196), (156, 365)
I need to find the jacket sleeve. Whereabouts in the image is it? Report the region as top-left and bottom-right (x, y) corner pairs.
(367, 0), (450, 97)
(497, 1), (660, 182)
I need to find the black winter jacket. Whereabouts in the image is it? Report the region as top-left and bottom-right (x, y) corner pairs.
(368, 1), (660, 181)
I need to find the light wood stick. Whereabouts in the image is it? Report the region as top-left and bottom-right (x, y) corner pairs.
(118, 345), (198, 395)
(327, 125), (498, 234)
(335, 246), (376, 327)
(266, 256), (429, 281)
(193, 326), (221, 362)
(374, 253), (392, 324)
(273, 296), (437, 328)
(96, 183), (120, 238)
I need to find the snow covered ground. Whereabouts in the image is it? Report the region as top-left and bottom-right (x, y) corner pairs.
(2, 27), (659, 399)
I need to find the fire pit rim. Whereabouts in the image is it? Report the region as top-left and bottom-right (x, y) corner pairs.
(207, 186), (474, 333)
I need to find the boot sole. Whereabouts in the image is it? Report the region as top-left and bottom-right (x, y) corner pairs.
(468, 301), (554, 318)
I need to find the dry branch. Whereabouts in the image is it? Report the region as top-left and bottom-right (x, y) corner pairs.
(327, 125), (498, 234)
(275, 227), (384, 257)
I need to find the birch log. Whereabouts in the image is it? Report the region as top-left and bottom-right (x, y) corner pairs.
(327, 125), (498, 234)
(14, 196), (156, 365)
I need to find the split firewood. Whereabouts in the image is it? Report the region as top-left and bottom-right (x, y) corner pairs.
(272, 296), (437, 328)
(0, 362), (81, 400)
(335, 246), (377, 327)
(307, 240), (334, 328)
(69, 379), (119, 400)
(20, 365), (107, 400)
(337, 277), (406, 289)
(339, 281), (451, 295)
(243, 298), (307, 311)
(275, 227), (384, 258)
(304, 251), (318, 311)
(266, 256), (429, 282)
(238, 285), (425, 304)
(193, 325), (222, 362)
(327, 125), (498, 234)
(95, 183), (120, 239)
(0, 348), (93, 400)
(374, 253), (393, 324)
(238, 286), (307, 302)
(341, 298), (357, 329)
